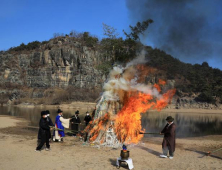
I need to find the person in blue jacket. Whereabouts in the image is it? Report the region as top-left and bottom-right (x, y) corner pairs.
(53, 109), (70, 142)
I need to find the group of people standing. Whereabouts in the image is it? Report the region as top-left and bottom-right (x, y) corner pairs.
(35, 109), (176, 160)
(70, 110), (92, 136)
(35, 109), (92, 152)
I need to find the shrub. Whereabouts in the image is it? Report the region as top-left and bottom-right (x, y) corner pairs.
(43, 88), (69, 105)
(82, 32), (98, 47)
(96, 61), (113, 76)
(195, 91), (216, 104)
(66, 86), (100, 102)
(8, 41), (44, 52)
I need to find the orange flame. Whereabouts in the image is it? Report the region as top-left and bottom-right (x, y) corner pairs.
(153, 89), (176, 111)
(136, 65), (160, 83)
(114, 93), (155, 143)
(114, 82), (176, 144)
(89, 113), (111, 142)
(154, 84), (161, 92)
(158, 79), (166, 86)
(154, 79), (166, 92)
(88, 76), (176, 144)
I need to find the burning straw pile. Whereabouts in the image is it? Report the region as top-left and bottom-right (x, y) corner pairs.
(84, 53), (176, 147)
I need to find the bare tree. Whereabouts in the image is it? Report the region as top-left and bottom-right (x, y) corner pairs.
(102, 23), (119, 39)
(69, 30), (83, 39)
(53, 33), (65, 38)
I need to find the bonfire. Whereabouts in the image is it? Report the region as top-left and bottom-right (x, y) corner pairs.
(84, 55), (176, 147)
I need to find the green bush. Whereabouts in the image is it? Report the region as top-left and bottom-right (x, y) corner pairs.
(83, 32), (98, 47)
(8, 40), (45, 51)
(96, 61), (113, 75)
(100, 37), (138, 62)
(195, 91), (216, 103)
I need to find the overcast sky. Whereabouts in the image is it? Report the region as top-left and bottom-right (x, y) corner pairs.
(1, 0), (221, 69)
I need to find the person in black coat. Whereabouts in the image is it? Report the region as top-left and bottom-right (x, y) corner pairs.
(37, 110), (54, 142)
(36, 111), (51, 151)
(159, 116), (176, 159)
(45, 110), (54, 140)
(70, 110), (81, 136)
(84, 111), (92, 126)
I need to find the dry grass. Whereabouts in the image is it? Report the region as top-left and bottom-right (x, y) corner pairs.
(0, 85), (101, 105)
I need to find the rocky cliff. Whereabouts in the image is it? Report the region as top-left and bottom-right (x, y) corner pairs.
(0, 37), (112, 104)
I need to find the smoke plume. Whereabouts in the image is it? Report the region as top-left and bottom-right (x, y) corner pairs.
(102, 52), (160, 104)
(125, 0), (222, 69)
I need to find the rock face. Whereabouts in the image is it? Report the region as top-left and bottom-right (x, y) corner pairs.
(175, 97), (220, 109)
(0, 38), (112, 103)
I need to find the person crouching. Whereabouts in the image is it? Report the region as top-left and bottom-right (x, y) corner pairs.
(36, 111), (51, 152)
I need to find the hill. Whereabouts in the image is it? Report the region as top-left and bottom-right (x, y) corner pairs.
(0, 32), (222, 109)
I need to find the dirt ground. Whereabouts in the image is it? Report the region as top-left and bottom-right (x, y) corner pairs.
(0, 115), (222, 170)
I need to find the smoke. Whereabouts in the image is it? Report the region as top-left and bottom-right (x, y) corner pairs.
(125, 0), (222, 69)
(126, 50), (148, 68)
(101, 51), (161, 104)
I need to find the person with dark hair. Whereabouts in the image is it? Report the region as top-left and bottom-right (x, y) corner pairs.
(159, 116), (176, 159)
(45, 110), (54, 141)
(53, 109), (70, 142)
(84, 111), (92, 126)
(35, 111), (51, 152)
(70, 110), (81, 136)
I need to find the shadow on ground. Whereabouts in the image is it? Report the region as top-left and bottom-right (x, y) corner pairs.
(137, 145), (161, 156)
(109, 158), (129, 169)
(185, 148), (222, 160)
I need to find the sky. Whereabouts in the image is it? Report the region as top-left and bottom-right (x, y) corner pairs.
(0, 0), (222, 70)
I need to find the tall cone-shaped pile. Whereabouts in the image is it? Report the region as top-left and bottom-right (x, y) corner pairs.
(85, 55), (175, 146)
